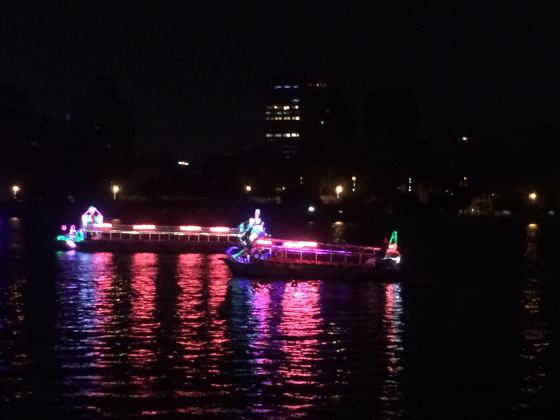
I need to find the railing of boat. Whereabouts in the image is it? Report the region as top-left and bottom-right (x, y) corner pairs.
(255, 238), (385, 267)
(84, 224), (241, 243)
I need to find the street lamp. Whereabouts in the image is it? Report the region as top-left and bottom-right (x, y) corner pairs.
(335, 185), (343, 199)
(528, 192), (537, 202)
(112, 185), (120, 200)
(11, 185), (20, 200)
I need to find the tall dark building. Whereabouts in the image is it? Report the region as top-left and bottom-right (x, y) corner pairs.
(265, 74), (354, 161)
(364, 86), (418, 168)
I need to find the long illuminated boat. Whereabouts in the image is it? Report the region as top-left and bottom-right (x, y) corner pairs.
(223, 232), (401, 280)
(55, 223), (241, 253)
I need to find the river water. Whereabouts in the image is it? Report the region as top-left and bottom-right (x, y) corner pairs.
(0, 216), (559, 419)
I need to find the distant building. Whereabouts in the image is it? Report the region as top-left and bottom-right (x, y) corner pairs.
(264, 74), (354, 160)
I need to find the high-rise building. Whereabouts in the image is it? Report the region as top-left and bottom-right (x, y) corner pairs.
(265, 74), (354, 160)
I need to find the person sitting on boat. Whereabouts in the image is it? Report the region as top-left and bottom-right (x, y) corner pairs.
(240, 217), (255, 248)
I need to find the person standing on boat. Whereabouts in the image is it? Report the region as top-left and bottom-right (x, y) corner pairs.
(249, 209), (265, 244)
(81, 206), (103, 228)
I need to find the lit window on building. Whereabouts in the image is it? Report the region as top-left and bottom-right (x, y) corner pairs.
(266, 133), (273, 137)
(283, 105), (290, 110)
(294, 116), (300, 120)
(291, 98), (300, 103)
(275, 134), (282, 137)
(294, 105), (299, 109)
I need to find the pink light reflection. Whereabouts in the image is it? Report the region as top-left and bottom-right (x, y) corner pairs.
(129, 253), (157, 394)
(278, 281), (321, 389)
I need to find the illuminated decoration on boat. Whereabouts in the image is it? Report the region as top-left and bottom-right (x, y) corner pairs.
(132, 224), (156, 230)
(256, 239), (272, 245)
(93, 223), (113, 228)
(66, 240), (77, 249)
(210, 227), (231, 233)
(180, 225), (202, 231)
(282, 241), (318, 248)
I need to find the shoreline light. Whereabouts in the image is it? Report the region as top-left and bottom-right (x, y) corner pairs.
(133, 224), (156, 230)
(335, 185), (343, 198)
(11, 185), (20, 199)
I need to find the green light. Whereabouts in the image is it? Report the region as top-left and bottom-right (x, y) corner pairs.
(389, 231), (398, 245)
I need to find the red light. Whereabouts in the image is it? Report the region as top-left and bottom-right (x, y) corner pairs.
(133, 224), (156, 230)
(210, 226), (230, 233)
(180, 225), (202, 231)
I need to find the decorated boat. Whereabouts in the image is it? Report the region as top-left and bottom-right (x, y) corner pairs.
(223, 231), (401, 280)
(55, 208), (241, 253)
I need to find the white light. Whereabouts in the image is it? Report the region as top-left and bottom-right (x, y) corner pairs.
(210, 227), (231, 233)
(133, 224), (156, 230)
(462, 136), (468, 142)
(180, 225), (202, 231)
(111, 184), (120, 199)
(245, 185), (252, 192)
(335, 185), (343, 198)
(529, 192), (537, 201)
(308, 205), (315, 213)
(11, 185), (20, 199)
(351, 176), (357, 181)
(178, 160), (190, 166)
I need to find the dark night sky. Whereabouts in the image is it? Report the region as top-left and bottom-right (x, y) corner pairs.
(2, 1), (560, 158)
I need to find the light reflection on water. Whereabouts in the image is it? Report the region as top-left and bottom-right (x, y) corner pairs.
(2, 218), (557, 417)
(38, 251), (406, 417)
(513, 224), (550, 414)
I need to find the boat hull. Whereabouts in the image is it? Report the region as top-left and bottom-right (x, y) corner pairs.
(222, 256), (400, 280)
(55, 239), (236, 254)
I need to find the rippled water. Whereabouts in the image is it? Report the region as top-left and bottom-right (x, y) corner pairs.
(1, 217), (559, 418)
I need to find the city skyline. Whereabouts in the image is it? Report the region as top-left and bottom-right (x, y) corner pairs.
(2, 2), (560, 159)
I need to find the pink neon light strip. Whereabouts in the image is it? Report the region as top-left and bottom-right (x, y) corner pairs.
(93, 223), (113, 228)
(283, 241), (318, 248)
(133, 224), (156, 230)
(210, 226), (231, 233)
(180, 225), (202, 231)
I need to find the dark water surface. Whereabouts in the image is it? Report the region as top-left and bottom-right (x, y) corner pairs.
(1, 216), (559, 419)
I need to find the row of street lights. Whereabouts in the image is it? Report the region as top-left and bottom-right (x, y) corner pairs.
(6, 184), (122, 200)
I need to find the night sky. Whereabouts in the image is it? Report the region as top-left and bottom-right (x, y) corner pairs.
(2, 2), (559, 158)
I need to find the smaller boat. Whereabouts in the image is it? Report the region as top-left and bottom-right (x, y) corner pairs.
(55, 221), (241, 253)
(223, 231), (401, 280)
